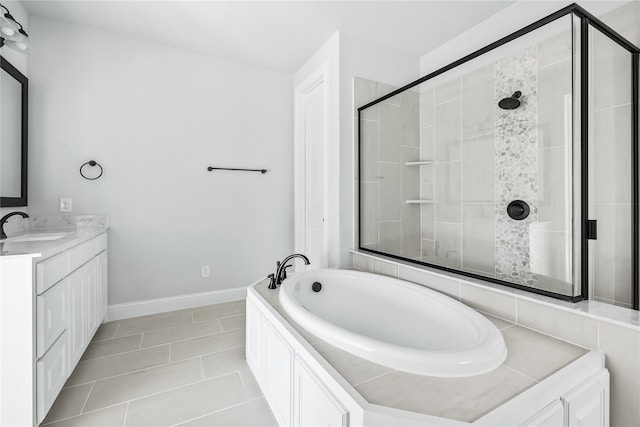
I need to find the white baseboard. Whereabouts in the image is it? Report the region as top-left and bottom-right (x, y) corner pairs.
(106, 286), (247, 321)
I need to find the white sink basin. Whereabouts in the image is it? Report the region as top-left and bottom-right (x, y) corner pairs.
(2, 232), (70, 243)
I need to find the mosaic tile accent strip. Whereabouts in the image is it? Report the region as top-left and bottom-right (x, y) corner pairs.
(494, 47), (539, 287)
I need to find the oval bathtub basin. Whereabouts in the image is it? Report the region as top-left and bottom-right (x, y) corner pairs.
(279, 269), (507, 377)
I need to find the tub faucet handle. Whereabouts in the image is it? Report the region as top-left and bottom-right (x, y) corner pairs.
(267, 273), (276, 289)
(281, 264), (293, 280)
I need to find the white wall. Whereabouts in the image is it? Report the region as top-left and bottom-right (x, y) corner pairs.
(28, 16), (294, 305)
(419, 0), (630, 75)
(0, 0), (28, 225)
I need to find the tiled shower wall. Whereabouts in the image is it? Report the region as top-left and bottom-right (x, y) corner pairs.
(357, 78), (421, 259)
(357, 3), (639, 303)
(418, 34), (573, 295)
(591, 1), (640, 309)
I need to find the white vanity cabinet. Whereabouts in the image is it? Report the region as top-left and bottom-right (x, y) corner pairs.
(246, 291), (363, 427)
(520, 401), (565, 426)
(0, 231), (108, 426)
(246, 285), (610, 427)
(563, 371), (609, 426)
(263, 322), (294, 425)
(294, 358), (349, 427)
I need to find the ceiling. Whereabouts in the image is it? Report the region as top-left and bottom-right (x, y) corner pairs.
(22, 1), (518, 73)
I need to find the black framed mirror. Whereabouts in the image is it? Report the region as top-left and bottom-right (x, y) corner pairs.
(0, 55), (28, 207)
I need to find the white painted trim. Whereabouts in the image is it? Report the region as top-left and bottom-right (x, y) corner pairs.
(294, 31), (341, 268)
(294, 63), (329, 269)
(106, 286), (247, 321)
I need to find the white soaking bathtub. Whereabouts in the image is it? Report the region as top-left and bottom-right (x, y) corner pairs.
(279, 269), (507, 377)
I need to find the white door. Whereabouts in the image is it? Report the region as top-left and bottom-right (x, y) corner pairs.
(301, 78), (327, 269)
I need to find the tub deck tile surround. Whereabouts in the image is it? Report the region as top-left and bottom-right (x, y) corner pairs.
(252, 279), (588, 423)
(40, 301), (277, 427)
(352, 250), (640, 426)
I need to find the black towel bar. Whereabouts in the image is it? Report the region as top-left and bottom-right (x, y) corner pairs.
(207, 166), (267, 174)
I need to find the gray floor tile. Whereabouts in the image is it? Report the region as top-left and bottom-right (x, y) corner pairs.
(67, 345), (170, 386)
(141, 320), (222, 348)
(219, 314), (246, 332)
(45, 301), (277, 427)
(81, 334), (142, 360)
(201, 347), (248, 379)
(116, 311), (193, 337)
(124, 373), (248, 427)
(41, 404), (127, 427)
(83, 358), (203, 412)
(42, 383), (93, 424)
(501, 325), (587, 381)
(239, 368), (263, 399)
(192, 301), (246, 323)
(91, 322), (119, 342)
(171, 329), (245, 362)
(177, 397), (277, 426)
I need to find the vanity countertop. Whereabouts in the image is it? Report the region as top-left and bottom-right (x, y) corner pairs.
(251, 279), (590, 423)
(0, 215), (109, 259)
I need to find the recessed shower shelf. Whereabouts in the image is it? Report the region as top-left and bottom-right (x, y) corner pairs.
(406, 199), (435, 204)
(405, 161), (434, 166)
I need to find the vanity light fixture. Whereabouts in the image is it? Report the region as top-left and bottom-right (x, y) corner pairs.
(0, 4), (27, 52)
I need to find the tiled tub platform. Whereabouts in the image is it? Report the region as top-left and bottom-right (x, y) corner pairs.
(248, 278), (609, 426)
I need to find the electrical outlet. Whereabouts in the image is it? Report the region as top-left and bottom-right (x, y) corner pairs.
(59, 197), (72, 213)
(201, 266), (210, 278)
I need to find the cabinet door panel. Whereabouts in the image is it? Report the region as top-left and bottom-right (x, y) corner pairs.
(85, 258), (99, 340)
(263, 322), (293, 426)
(563, 371), (609, 427)
(37, 279), (68, 358)
(37, 332), (68, 424)
(67, 265), (86, 368)
(294, 358), (348, 427)
(97, 251), (108, 322)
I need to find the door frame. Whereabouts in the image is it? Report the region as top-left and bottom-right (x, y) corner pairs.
(294, 63), (333, 268)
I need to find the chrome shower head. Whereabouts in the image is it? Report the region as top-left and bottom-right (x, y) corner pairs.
(498, 91), (522, 110)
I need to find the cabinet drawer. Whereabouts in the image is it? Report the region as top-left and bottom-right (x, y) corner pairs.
(68, 239), (98, 272)
(37, 332), (68, 424)
(37, 279), (68, 358)
(96, 233), (108, 253)
(37, 252), (69, 294)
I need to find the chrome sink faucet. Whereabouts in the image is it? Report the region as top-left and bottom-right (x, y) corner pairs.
(0, 211), (29, 240)
(269, 253), (310, 289)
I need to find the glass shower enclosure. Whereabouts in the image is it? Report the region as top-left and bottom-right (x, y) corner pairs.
(357, 3), (640, 308)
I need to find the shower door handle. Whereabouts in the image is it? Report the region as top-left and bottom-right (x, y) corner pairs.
(586, 220), (598, 240)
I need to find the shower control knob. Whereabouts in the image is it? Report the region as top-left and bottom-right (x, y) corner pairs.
(507, 200), (530, 220)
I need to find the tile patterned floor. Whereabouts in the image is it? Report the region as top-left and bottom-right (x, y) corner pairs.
(41, 301), (278, 427)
